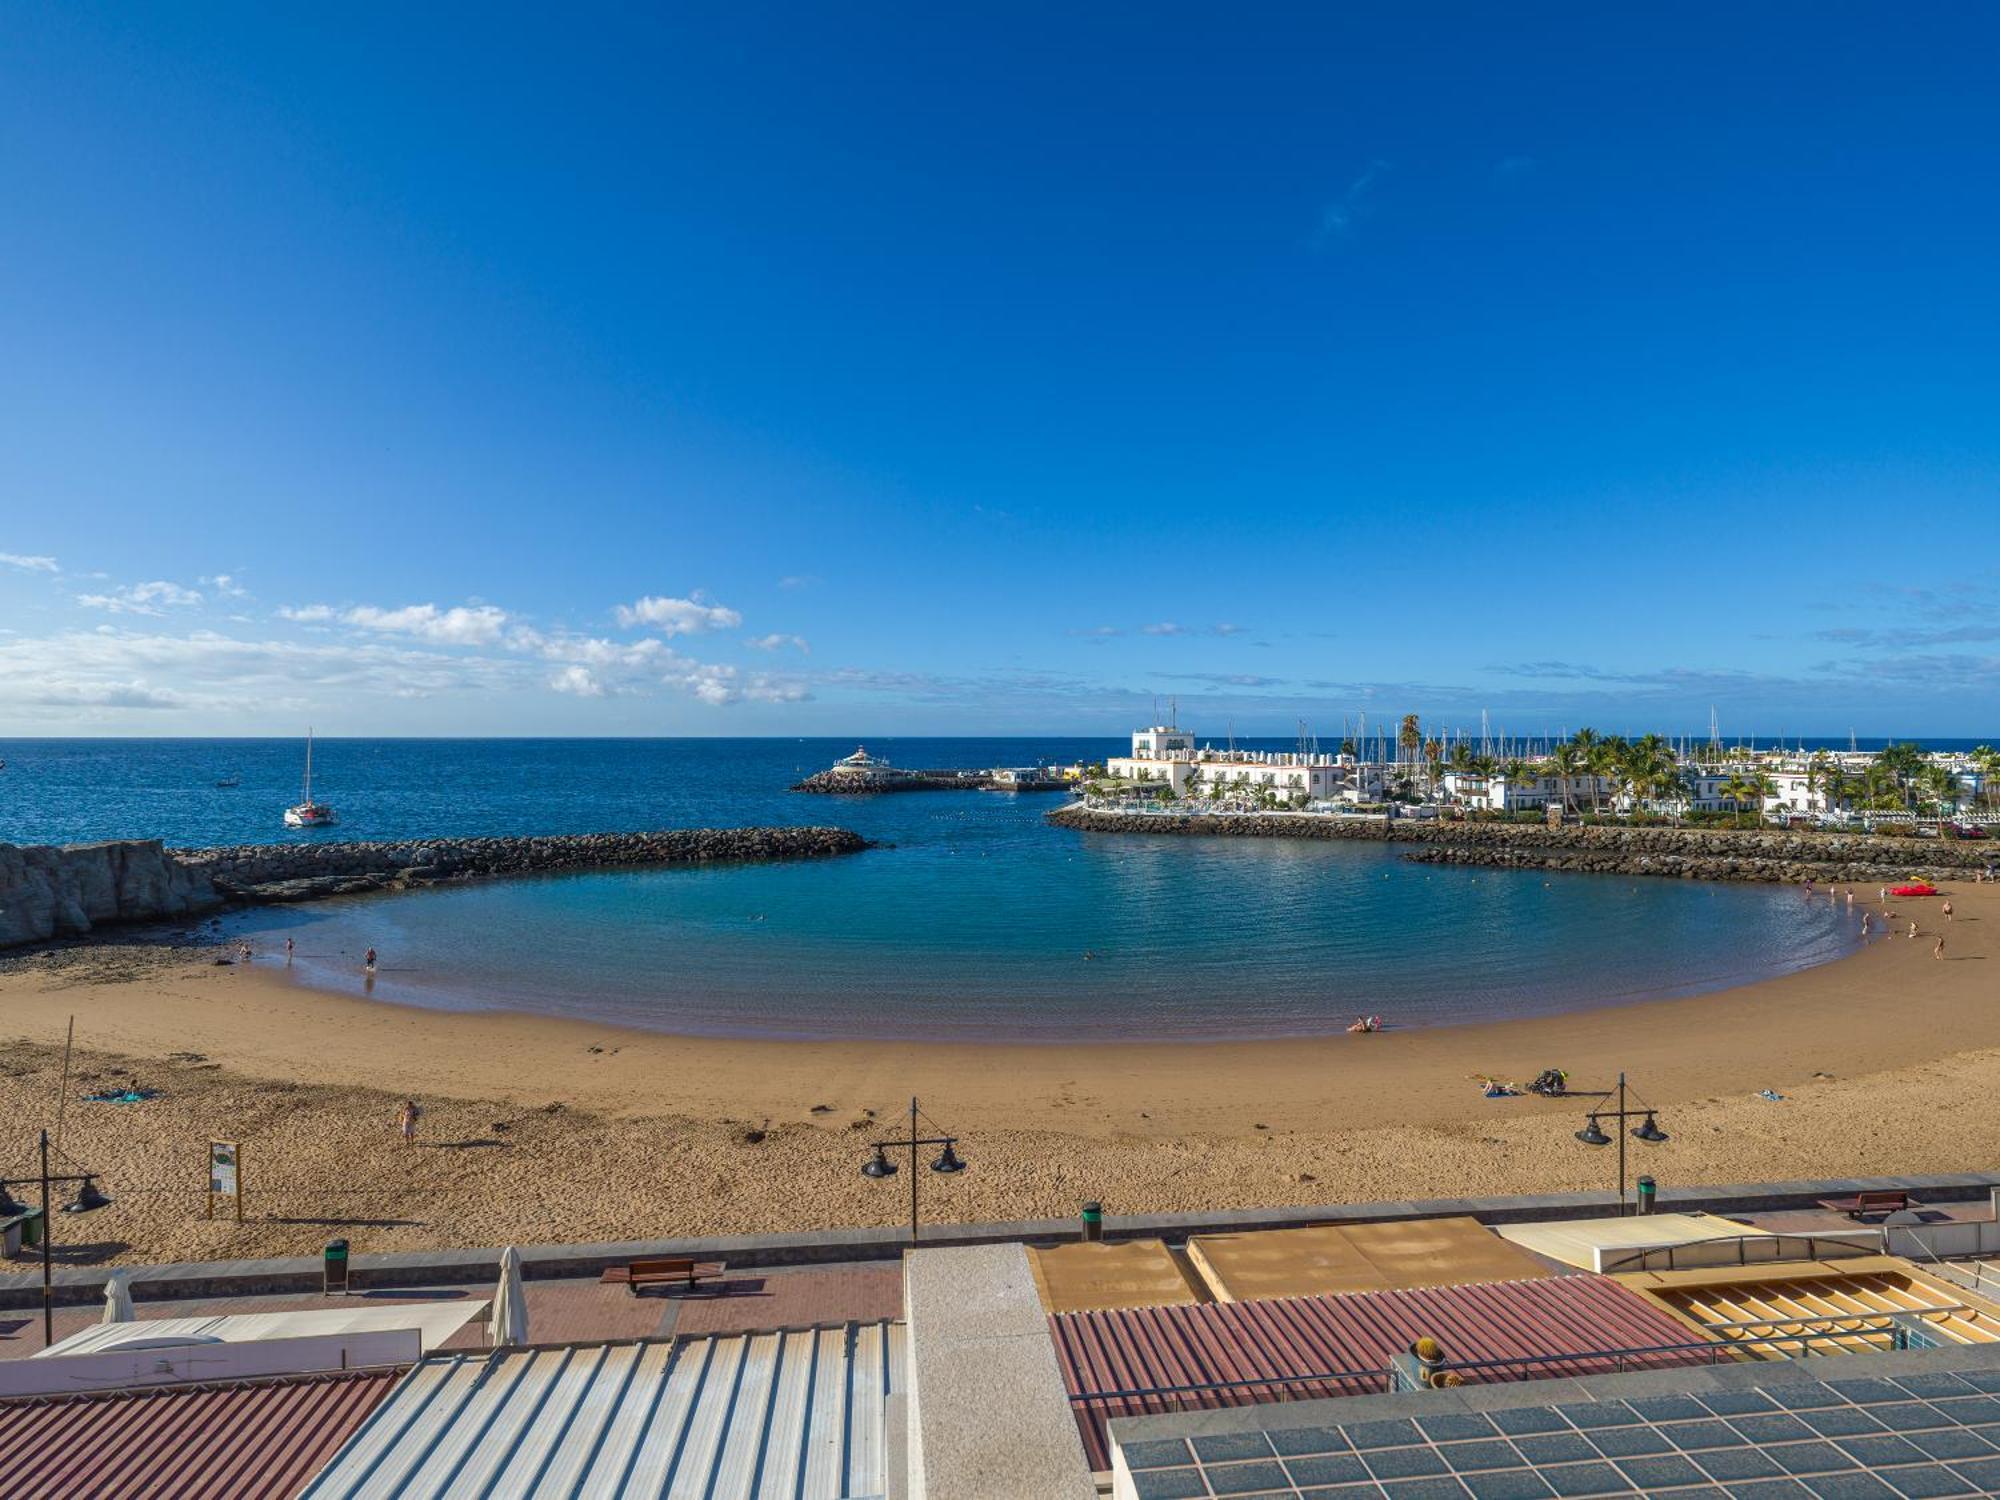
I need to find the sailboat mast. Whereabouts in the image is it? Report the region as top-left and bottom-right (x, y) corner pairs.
(304, 729), (313, 804)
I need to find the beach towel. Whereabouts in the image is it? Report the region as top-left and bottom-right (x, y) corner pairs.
(82, 1088), (156, 1104)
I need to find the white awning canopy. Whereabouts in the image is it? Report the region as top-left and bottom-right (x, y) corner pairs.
(38, 1299), (487, 1359)
(1496, 1213), (1770, 1272)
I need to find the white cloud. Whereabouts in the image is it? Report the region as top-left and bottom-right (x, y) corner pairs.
(76, 580), (203, 615)
(280, 601), (510, 644)
(1141, 622), (1187, 636)
(201, 573), (250, 598)
(28, 679), (189, 709)
(613, 592), (742, 636)
(0, 552), (58, 573)
(0, 627), (521, 722)
(549, 664), (604, 696)
(344, 602), (510, 645)
(748, 633), (809, 653)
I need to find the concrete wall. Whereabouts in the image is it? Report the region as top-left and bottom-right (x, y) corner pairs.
(903, 1243), (1096, 1497)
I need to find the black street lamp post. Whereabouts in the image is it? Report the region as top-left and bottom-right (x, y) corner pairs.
(0, 1130), (112, 1349)
(1573, 1072), (1668, 1216)
(861, 1096), (966, 1244)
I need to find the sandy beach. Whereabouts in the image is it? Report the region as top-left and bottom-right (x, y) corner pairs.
(0, 880), (1992, 1268)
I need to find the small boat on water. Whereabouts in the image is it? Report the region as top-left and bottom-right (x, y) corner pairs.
(283, 730), (337, 828)
(215, 775), (241, 789)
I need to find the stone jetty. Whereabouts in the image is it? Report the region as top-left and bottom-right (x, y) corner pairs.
(0, 827), (872, 948)
(1045, 804), (1990, 885)
(793, 769), (1064, 794)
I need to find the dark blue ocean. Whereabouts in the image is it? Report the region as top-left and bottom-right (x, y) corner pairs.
(0, 737), (1872, 1042)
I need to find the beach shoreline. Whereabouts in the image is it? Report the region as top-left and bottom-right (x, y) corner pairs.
(0, 879), (1992, 1267)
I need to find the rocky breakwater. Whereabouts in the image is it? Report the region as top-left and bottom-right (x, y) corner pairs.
(177, 827), (874, 905)
(0, 828), (872, 948)
(1044, 804), (1991, 885)
(794, 770), (985, 794)
(0, 840), (224, 948)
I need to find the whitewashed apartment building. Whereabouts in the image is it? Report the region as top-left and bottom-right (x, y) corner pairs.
(1105, 724), (1385, 802)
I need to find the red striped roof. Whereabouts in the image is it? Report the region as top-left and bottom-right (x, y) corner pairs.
(0, 1369), (399, 1500)
(1051, 1274), (1714, 1470)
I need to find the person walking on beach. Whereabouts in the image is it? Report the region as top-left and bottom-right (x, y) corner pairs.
(284, 936), (294, 963)
(1909, 919), (1919, 939)
(364, 946), (377, 973)
(1861, 912), (1871, 939)
(1935, 934), (1947, 960)
(397, 1099), (421, 1145)
(1943, 900), (1954, 921)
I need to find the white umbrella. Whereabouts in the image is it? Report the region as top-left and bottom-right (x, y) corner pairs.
(101, 1269), (134, 1324)
(490, 1246), (528, 1347)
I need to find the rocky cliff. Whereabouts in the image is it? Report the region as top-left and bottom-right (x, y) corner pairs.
(0, 827), (872, 948)
(0, 840), (223, 948)
(1044, 804), (1990, 884)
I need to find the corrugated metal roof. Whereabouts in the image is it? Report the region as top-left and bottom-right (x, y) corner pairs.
(303, 1321), (905, 1499)
(1051, 1274), (1715, 1470)
(0, 1369), (399, 1500)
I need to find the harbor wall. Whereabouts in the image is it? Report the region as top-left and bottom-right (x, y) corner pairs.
(793, 770), (1066, 793)
(1044, 804), (1991, 884)
(0, 828), (872, 948)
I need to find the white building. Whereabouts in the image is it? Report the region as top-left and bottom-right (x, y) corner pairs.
(1105, 722), (1377, 804)
(1762, 769), (1845, 818)
(829, 746), (899, 783)
(1130, 724), (1195, 758)
(1440, 770), (1614, 813)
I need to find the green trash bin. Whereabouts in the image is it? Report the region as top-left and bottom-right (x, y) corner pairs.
(324, 1237), (351, 1294)
(1635, 1176), (1657, 1216)
(1080, 1201), (1104, 1243)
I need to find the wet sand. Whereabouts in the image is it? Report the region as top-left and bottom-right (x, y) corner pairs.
(0, 881), (1991, 1267)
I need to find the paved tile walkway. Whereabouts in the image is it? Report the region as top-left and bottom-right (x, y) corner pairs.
(671, 1265), (903, 1336)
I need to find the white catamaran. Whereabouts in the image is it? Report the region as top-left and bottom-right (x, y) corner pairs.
(283, 729), (338, 828)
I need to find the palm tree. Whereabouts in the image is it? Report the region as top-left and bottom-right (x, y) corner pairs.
(1920, 763), (1960, 817)
(1719, 770), (1775, 828)
(1398, 714), (1423, 770)
(1972, 746), (2000, 811)
(1548, 743), (1586, 816)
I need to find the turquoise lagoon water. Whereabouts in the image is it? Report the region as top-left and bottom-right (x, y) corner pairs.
(0, 738), (1866, 1042)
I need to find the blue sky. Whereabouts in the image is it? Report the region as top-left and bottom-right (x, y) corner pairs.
(3, 3), (1997, 738)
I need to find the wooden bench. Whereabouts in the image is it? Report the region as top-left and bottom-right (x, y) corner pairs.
(1816, 1190), (1915, 1221)
(599, 1257), (726, 1296)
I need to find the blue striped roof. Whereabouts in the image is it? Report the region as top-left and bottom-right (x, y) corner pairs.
(302, 1322), (904, 1499)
